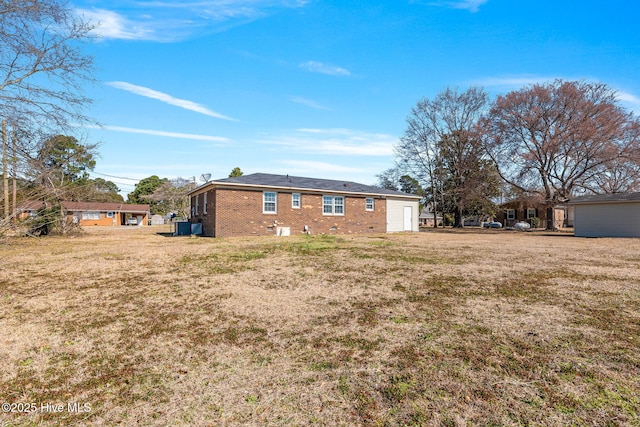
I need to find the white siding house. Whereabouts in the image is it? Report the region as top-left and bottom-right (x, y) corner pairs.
(569, 193), (640, 238)
(386, 197), (420, 232)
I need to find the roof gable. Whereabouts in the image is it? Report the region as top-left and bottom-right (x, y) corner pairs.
(192, 173), (420, 198)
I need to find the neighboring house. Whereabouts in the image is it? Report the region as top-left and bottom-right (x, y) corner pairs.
(17, 201), (150, 227)
(419, 207), (442, 227)
(568, 192), (640, 237)
(496, 197), (559, 228)
(188, 173), (421, 238)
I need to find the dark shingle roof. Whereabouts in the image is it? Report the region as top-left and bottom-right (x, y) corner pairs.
(568, 192), (640, 205)
(198, 173), (419, 198)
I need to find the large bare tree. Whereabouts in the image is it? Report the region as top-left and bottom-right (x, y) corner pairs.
(395, 86), (491, 227)
(1, 0), (96, 228)
(480, 80), (640, 229)
(1, 0), (96, 131)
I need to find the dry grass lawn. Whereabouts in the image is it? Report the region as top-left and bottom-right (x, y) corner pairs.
(1, 226), (639, 426)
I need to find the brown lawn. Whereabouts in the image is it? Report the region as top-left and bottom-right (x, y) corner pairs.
(1, 226), (639, 426)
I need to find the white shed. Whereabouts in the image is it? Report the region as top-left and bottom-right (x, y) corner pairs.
(386, 197), (420, 232)
(569, 193), (640, 237)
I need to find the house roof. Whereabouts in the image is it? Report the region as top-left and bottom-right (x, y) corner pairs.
(190, 173), (421, 199)
(568, 192), (640, 205)
(17, 201), (51, 211)
(62, 202), (150, 213)
(18, 201), (150, 213)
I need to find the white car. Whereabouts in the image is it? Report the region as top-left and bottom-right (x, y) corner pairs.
(483, 221), (502, 228)
(514, 221), (531, 230)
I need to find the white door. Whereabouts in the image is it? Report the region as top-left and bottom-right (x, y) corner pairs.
(403, 206), (412, 231)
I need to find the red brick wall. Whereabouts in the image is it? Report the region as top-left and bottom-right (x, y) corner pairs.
(191, 188), (387, 237)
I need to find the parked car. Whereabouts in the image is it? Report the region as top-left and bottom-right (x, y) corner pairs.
(514, 221), (531, 231)
(483, 221), (502, 229)
(127, 218), (138, 226)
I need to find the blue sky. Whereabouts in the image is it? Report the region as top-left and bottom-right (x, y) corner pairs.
(73, 0), (640, 196)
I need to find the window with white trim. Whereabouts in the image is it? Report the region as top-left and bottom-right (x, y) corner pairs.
(203, 192), (208, 215)
(263, 191), (277, 213)
(323, 195), (344, 215)
(526, 208), (536, 219)
(82, 212), (100, 220)
(365, 198), (374, 211)
(506, 209), (515, 220)
(292, 193), (301, 209)
(106, 211), (115, 218)
(195, 195), (199, 215)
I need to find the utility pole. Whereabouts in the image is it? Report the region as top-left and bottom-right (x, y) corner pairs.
(12, 126), (17, 222)
(2, 120), (8, 219)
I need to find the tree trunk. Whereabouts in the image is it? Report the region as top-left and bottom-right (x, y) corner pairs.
(12, 129), (17, 223)
(453, 206), (464, 228)
(2, 120), (8, 220)
(546, 206), (556, 231)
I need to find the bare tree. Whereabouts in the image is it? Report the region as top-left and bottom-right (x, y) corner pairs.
(395, 87), (489, 227)
(481, 80), (640, 230)
(1, 0), (96, 230)
(144, 177), (196, 219)
(0, 0), (96, 132)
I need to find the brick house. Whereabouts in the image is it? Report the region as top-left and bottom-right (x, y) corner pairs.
(18, 201), (150, 226)
(496, 197), (566, 229)
(188, 173), (421, 237)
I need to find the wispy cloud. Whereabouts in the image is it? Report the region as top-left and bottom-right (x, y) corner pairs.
(259, 128), (395, 156)
(106, 81), (237, 121)
(76, 1), (308, 42)
(300, 61), (352, 77)
(289, 96), (331, 110)
(616, 91), (640, 113)
(449, 0), (488, 12)
(277, 160), (365, 174)
(86, 124), (230, 142)
(476, 76), (560, 87)
(425, 0), (488, 13)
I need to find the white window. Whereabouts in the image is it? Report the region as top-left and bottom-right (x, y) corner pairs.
(527, 208), (536, 219)
(365, 198), (374, 211)
(506, 209), (515, 220)
(263, 192), (277, 213)
(82, 212), (100, 220)
(106, 211), (115, 218)
(292, 193), (301, 209)
(195, 195), (199, 215)
(323, 196), (344, 215)
(203, 192), (208, 215)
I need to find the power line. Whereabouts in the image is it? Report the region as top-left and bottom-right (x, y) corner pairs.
(91, 171), (140, 182)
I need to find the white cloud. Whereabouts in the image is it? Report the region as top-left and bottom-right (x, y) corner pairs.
(75, 1), (308, 42)
(616, 91), (640, 113)
(289, 96), (331, 110)
(277, 160), (365, 174)
(106, 81), (237, 121)
(86, 124), (230, 142)
(449, 0), (488, 12)
(428, 0), (488, 13)
(259, 128), (395, 156)
(300, 61), (352, 77)
(77, 9), (154, 40)
(476, 76), (560, 87)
